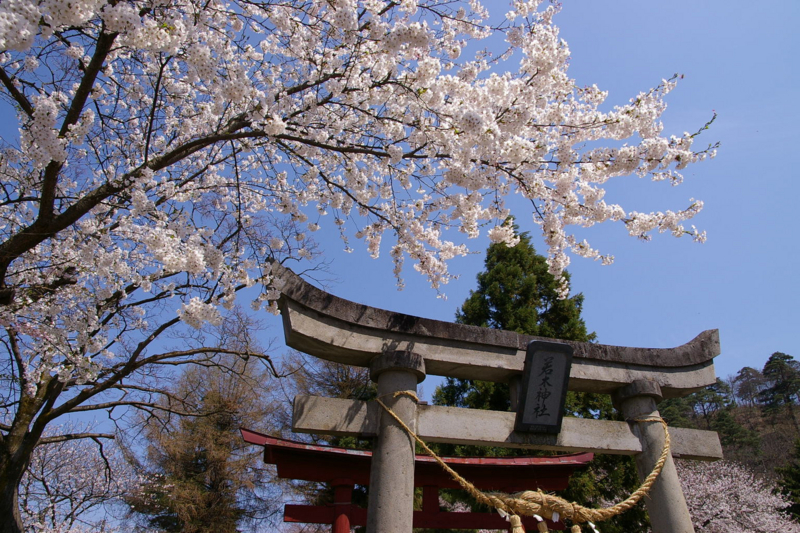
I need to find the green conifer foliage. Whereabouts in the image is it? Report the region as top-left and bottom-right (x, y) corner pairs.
(455, 229), (594, 341)
(435, 228), (595, 414)
(760, 353), (800, 431)
(689, 378), (733, 430)
(711, 409), (760, 451)
(659, 379), (762, 464)
(658, 396), (697, 429)
(777, 439), (800, 520)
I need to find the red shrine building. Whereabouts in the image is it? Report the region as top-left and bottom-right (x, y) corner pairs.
(241, 428), (593, 532)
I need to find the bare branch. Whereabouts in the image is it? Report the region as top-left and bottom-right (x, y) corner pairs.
(0, 67), (34, 117)
(38, 432), (115, 445)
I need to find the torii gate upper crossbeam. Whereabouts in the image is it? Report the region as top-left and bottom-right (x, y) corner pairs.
(273, 264), (720, 397)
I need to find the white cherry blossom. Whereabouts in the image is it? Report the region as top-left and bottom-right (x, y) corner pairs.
(0, 2), (717, 530)
(677, 460), (800, 533)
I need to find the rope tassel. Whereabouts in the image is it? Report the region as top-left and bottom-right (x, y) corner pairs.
(510, 514), (525, 533)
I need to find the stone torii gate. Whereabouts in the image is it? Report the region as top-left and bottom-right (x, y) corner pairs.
(273, 265), (722, 533)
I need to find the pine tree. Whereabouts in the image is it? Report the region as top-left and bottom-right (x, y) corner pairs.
(688, 378), (733, 430)
(431, 227), (647, 533)
(760, 352), (800, 431)
(658, 396), (697, 429)
(711, 409), (761, 455)
(733, 366), (767, 407)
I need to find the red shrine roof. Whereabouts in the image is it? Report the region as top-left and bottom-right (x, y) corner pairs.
(241, 428), (593, 492)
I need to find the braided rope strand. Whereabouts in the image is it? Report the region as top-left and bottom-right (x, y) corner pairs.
(375, 392), (671, 528)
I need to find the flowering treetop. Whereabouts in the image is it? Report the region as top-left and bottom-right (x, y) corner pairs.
(0, 0), (716, 396)
(677, 460), (800, 533)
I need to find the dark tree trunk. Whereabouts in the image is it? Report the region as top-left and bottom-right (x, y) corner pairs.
(0, 456), (27, 533)
(1, 390), (49, 533)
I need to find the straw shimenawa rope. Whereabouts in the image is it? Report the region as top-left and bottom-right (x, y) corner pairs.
(375, 390), (671, 533)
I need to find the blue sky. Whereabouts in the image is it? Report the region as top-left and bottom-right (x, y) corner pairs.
(300, 0), (800, 391)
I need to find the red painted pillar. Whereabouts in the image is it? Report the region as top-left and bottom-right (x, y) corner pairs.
(422, 485), (439, 514)
(332, 479), (354, 533)
(421, 484), (440, 522)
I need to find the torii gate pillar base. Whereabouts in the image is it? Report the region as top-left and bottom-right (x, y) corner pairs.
(614, 380), (695, 533)
(366, 351), (426, 533)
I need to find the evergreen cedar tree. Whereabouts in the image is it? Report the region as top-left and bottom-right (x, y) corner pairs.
(0, 0), (719, 531)
(431, 229), (648, 533)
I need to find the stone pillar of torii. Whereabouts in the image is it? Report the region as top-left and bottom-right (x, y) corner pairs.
(274, 265), (722, 533)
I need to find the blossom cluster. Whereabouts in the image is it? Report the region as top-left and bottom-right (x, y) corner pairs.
(677, 460), (800, 533)
(0, 0), (716, 390)
(20, 424), (140, 533)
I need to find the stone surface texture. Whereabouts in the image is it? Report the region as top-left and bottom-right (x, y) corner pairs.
(617, 388), (696, 533)
(369, 351), (426, 382)
(366, 354), (425, 533)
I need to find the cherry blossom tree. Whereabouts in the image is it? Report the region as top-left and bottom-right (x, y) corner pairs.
(0, 0), (717, 530)
(18, 423), (135, 533)
(676, 460), (800, 533)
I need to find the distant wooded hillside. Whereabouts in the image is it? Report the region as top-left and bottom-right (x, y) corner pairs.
(660, 351), (800, 518)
